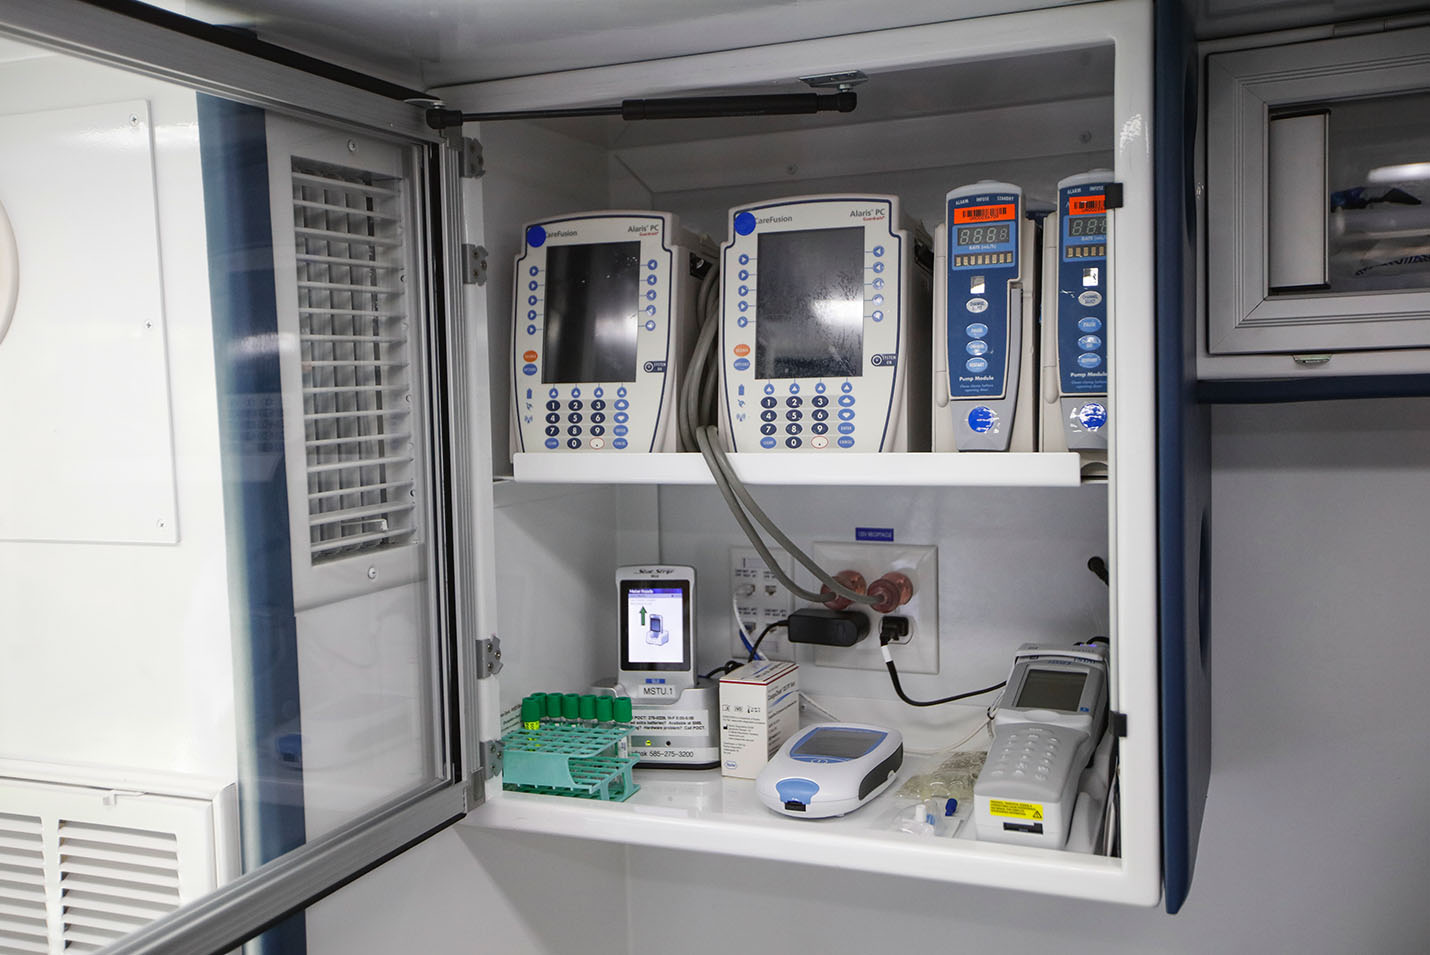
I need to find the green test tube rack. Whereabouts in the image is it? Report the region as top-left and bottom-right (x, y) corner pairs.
(501, 722), (640, 802)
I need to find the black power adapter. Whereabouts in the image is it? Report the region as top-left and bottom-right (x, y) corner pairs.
(786, 608), (870, 647)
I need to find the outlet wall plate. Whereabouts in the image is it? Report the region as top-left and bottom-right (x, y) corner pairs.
(807, 541), (939, 675)
(730, 547), (795, 660)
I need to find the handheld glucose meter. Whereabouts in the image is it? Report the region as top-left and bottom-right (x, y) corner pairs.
(973, 642), (1108, 848)
(933, 181), (1036, 452)
(617, 564), (696, 700)
(756, 723), (903, 818)
(512, 211), (710, 454)
(719, 195), (931, 453)
(1040, 171), (1112, 461)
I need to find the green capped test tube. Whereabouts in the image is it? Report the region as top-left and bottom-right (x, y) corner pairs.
(545, 692), (564, 723)
(614, 696), (633, 724)
(595, 695), (614, 725)
(520, 696), (541, 731)
(579, 694), (597, 726)
(562, 693), (580, 722)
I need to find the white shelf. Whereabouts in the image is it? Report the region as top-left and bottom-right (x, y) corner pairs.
(510, 452), (1085, 487)
(463, 697), (1125, 899)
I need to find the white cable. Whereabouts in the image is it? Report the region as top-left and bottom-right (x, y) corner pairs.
(0, 199), (18, 347)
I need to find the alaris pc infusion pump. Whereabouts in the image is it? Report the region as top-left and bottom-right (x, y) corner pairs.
(719, 195), (931, 452)
(511, 211), (710, 454)
(1041, 171), (1112, 460)
(933, 181), (1036, 452)
(973, 642), (1108, 849)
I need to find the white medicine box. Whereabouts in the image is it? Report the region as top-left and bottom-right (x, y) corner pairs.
(719, 661), (799, 778)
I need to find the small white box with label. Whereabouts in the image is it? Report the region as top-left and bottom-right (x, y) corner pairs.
(718, 661), (799, 778)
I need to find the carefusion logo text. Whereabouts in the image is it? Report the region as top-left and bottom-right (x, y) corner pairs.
(548, 229), (579, 238)
(757, 214), (793, 225)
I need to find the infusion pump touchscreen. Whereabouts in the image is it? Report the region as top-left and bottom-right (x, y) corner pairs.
(512, 211), (700, 454)
(720, 195), (928, 453)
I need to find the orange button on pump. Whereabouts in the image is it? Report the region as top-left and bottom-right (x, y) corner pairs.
(523, 350), (538, 363)
(734, 343), (750, 357)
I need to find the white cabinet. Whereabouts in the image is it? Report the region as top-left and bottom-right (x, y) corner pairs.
(443, 0), (1200, 909)
(1202, 25), (1430, 383)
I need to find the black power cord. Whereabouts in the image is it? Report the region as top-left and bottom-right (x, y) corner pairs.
(878, 617), (1006, 707)
(701, 619), (789, 680)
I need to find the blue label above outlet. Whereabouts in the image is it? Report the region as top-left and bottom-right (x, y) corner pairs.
(855, 527), (895, 542)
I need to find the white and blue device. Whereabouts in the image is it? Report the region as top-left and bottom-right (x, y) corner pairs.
(933, 181), (1036, 452)
(1041, 171), (1112, 459)
(617, 564), (696, 700)
(756, 723), (903, 818)
(512, 211), (707, 454)
(719, 195), (931, 452)
(973, 643), (1109, 848)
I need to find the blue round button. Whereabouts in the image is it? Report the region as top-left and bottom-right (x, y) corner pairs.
(646, 290), (657, 301)
(615, 412), (630, 424)
(734, 211), (757, 236)
(529, 266), (539, 276)
(764, 384), (775, 395)
(838, 395), (855, 407)
(872, 294), (884, 305)
(1078, 402), (1108, 431)
(872, 310), (884, 322)
(837, 422), (855, 435)
(966, 340), (989, 356)
(966, 323), (988, 339)
(838, 408), (855, 421)
(873, 245), (885, 257)
(549, 387), (559, 398)
(646, 275), (658, 286)
(789, 383), (800, 394)
(1078, 335), (1102, 351)
(739, 254), (750, 265)
(1077, 316), (1103, 333)
(614, 438), (628, 449)
(646, 305), (657, 316)
(528, 310), (537, 320)
(734, 358), (750, 371)
(815, 382), (827, 394)
(527, 324), (537, 335)
(526, 225), (547, 248)
(545, 437), (559, 449)
(571, 387), (581, 397)
(1077, 353), (1103, 369)
(739, 270), (749, 281)
(528, 296), (538, 306)
(738, 316), (749, 327)
(523, 363), (538, 376)
(614, 425), (629, 436)
(739, 286), (749, 296)
(567, 437), (582, 449)
(594, 387), (604, 397)
(738, 301), (749, 312)
(872, 277), (885, 289)
(837, 436), (855, 448)
(528, 280), (538, 291)
(617, 386), (628, 397)
(647, 259), (658, 270)
(968, 406), (998, 433)
(646, 320), (657, 331)
(872, 261), (885, 273)
(841, 381), (853, 393)
(614, 399), (629, 411)
(760, 436), (777, 449)
(966, 357), (989, 373)
(785, 436), (802, 448)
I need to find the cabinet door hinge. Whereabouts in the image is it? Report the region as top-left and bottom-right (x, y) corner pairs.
(458, 136), (484, 178)
(1110, 710), (1128, 737)
(1103, 182), (1125, 209)
(479, 738), (504, 780)
(475, 634), (503, 677)
(462, 244), (489, 286)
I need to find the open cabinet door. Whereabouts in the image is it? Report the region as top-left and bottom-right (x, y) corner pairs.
(1155, 0), (1213, 914)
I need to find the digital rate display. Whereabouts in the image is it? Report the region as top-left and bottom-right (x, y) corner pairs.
(542, 241), (641, 383)
(754, 227), (866, 379)
(1067, 215), (1106, 236)
(620, 582), (691, 669)
(956, 224), (1012, 246)
(1014, 669), (1088, 712)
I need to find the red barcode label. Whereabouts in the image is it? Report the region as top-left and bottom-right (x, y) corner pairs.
(953, 203), (1015, 224)
(1068, 195), (1105, 215)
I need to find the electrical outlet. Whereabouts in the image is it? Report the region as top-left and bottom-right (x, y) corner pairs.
(730, 547), (795, 661)
(807, 541), (939, 674)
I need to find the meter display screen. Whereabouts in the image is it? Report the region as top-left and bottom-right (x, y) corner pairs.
(792, 727), (883, 760)
(620, 581), (691, 669)
(755, 227), (865, 379)
(542, 241), (641, 383)
(1014, 669), (1087, 711)
(956, 224), (1012, 246)
(1067, 215), (1106, 236)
